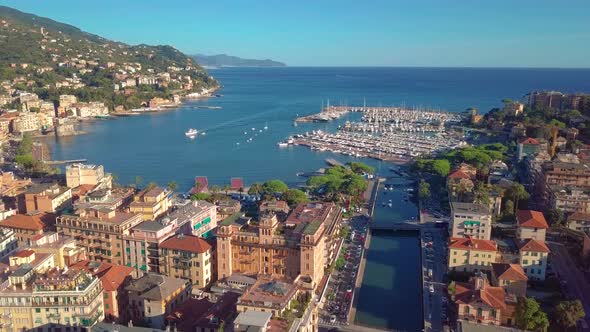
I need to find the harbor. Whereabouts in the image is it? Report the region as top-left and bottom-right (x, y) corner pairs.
(286, 130), (465, 162)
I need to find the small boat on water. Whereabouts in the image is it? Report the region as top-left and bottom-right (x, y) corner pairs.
(185, 128), (198, 137)
(201, 132), (206, 136)
(264, 124), (269, 130)
(277, 142), (289, 147)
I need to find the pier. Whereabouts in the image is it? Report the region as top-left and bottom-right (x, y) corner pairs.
(44, 159), (87, 165)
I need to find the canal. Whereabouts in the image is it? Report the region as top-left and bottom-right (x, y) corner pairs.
(355, 175), (423, 331)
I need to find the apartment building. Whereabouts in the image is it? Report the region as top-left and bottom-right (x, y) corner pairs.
(0, 267), (104, 330)
(543, 161), (590, 193)
(56, 206), (143, 265)
(129, 187), (172, 221)
(125, 273), (191, 329)
(548, 185), (590, 214)
(159, 234), (213, 288)
(448, 237), (498, 273)
(451, 202), (492, 240)
(236, 276), (302, 317)
(567, 212), (590, 233)
(0, 228), (18, 258)
(27, 232), (87, 268)
(519, 239), (550, 281)
(517, 137), (546, 161)
(20, 183), (72, 214)
(217, 201), (341, 290)
(516, 210), (549, 241)
(70, 260), (134, 322)
(66, 163), (112, 189)
(0, 212), (53, 245)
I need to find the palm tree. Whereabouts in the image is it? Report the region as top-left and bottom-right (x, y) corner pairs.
(248, 183), (263, 196)
(509, 183), (530, 213)
(210, 185), (221, 194)
(167, 181), (178, 192)
(223, 184), (231, 195)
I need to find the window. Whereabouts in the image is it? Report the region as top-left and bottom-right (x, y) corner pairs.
(35, 308), (41, 313)
(105, 304), (109, 309)
(464, 306), (469, 314)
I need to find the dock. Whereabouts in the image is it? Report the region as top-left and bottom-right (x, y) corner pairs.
(44, 159), (87, 165)
(325, 158), (344, 167)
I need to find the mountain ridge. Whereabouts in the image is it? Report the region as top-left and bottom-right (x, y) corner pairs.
(192, 54), (286, 67)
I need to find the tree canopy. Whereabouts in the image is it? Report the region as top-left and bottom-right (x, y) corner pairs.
(262, 180), (289, 195)
(515, 297), (549, 332)
(283, 188), (309, 206)
(555, 300), (585, 329)
(349, 162), (375, 175)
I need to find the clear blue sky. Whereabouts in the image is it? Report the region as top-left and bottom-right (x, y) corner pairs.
(1, 0), (589, 67)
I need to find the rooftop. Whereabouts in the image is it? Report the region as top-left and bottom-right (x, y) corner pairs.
(0, 212), (52, 231)
(125, 273), (188, 301)
(491, 263), (528, 281)
(70, 260), (134, 291)
(234, 311), (272, 329)
(238, 277), (298, 310)
(286, 202), (334, 226)
(449, 237), (497, 252)
(451, 202), (490, 215)
(160, 234), (212, 253)
(518, 239), (550, 253)
(516, 210), (549, 229)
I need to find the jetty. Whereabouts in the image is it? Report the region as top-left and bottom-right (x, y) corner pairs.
(45, 159), (87, 165)
(325, 158), (344, 167)
(295, 105), (462, 124)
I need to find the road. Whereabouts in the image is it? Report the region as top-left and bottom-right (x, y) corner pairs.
(421, 225), (449, 332)
(319, 214), (370, 327)
(548, 242), (590, 329)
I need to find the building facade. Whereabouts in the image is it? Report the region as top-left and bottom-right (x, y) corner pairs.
(448, 237), (498, 273)
(451, 202), (492, 240)
(159, 234), (213, 288)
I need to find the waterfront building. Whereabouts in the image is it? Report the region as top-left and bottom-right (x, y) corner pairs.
(56, 206), (143, 265)
(125, 273), (191, 329)
(129, 187), (172, 221)
(453, 273), (517, 327)
(567, 212), (590, 233)
(518, 239), (550, 281)
(516, 210), (548, 241)
(0, 267), (104, 330)
(450, 202), (492, 240)
(66, 163), (112, 189)
(236, 276), (308, 317)
(0, 228), (17, 258)
(19, 183), (72, 214)
(0, 212), (53, 245)
(548, 185), (590, 214)
(490, 263), (528, 297)
(159, 234), (213, 288)
(448, 237), (498, 273)
(12, 111), (40, 132)
(74, 187), (134, 211)
(217, 201), (342, 289)
(70, 260), (134, 322)
(517, 137), (546, 161)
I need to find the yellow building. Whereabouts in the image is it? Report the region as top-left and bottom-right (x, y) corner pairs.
(159, 234), (213, 288)
(56, 206), (143, 265)
(27, 232), (87, 268)
(217, 202), (341, 290)
(65, 163), (112, 189)
(129, 187), (172, 221)
(0, 268), (104, 330)
(448, 237), (498, 273)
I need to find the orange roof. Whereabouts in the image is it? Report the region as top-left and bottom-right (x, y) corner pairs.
(519, 239), (550, 253)
(69, 260), (134, 291)
(449, 237), (497, 252)
(448, 170), (471, 179)
(517, 210), (549, 229)
(455, 280), (507, 309)
(13, 249), (35, 258)
(568, 212), (590, 222)
(491, 263), (528, 281)
(160, 234), (212, 253)
(519, 137), (540, 145)
(0, 213), (50, 231)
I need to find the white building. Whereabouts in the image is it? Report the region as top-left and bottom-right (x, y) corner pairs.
(451, 202), (492, 240)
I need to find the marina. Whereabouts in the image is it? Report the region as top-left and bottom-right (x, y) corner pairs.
(286, 130), (465, 163)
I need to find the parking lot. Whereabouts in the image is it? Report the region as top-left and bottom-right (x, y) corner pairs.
(320, 215), (369, 326)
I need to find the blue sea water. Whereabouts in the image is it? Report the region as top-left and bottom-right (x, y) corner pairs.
(45, 67), (590, 191)
(43, 67), (590, 331)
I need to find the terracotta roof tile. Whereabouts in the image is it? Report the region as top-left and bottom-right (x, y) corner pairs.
(69, 260), (134, 292)
(519, 137), (540, 145)
(491, 263), (528, 281)
(568, 212), (590, 222)
(0, 213), (52, 231)
(454, 280), (507, 309)
(519, 239), (550, 253)
(517, 210), (549, 229)
(160, 234), (212, 253)
(448, 170), (471, 179)
(449, 237), (497, 252)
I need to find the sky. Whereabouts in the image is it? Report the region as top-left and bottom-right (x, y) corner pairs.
(1, 0), (589, 67)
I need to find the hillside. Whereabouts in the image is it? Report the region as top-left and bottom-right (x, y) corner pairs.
(192, 54), (286, 67)
(0, 6), (218, 111)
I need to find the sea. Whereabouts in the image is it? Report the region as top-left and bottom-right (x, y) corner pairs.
(43, 67), (590, 331)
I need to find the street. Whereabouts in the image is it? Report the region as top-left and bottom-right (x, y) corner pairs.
(548, 242), (590, 329)
(421, 225), (449, 332)
(319, 214), (369, 327)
